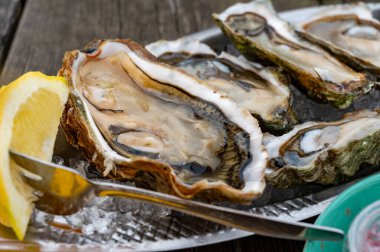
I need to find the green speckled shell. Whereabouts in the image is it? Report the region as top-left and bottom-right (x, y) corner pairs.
(213, 17), (373, 109)
(266, 124), (380, 188)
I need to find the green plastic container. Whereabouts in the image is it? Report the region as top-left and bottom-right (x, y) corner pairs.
(304, 173), (380, 252)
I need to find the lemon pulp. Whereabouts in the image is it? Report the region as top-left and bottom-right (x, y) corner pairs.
(0, 72), (69, 240)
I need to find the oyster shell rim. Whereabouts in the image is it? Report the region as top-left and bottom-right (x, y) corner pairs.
(145, 38), (296, 132)
(298, 2), (380, 76)
(264, 110), (380, 188)
(212, 0), (372, 109)
(59, 39), (268, 203)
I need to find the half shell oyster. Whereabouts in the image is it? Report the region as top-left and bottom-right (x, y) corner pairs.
(299, 2), (380, 77)
(146, 39), (296, 132)
(213, 0), (372, 109)
(264, 110), (380, 188)
(59, 39), (268, 203)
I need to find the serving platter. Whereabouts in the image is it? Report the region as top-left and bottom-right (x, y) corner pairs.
(1, 3), (380, 251)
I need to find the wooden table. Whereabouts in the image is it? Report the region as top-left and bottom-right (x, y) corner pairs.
(0, 0), (374, 251)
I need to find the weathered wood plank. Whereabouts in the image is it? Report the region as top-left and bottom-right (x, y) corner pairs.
(3, 0), (348, 84)
(0, 0), (250, 84)
(0, 0), (22, 73)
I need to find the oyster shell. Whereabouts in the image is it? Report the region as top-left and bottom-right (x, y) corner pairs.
(59, 39), (268, 203)
(264, 110), (380, 188)
(213, 0), (372, 109)
(299, 2), (380, 77)
(146, 39), (297, 132)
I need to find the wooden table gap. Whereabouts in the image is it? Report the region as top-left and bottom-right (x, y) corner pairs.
(0, 0), (25, 79)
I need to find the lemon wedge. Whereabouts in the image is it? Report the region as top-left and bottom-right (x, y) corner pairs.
(0, 72), (69, 240)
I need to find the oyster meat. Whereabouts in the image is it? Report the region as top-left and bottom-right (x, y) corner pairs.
(59, 39), (268, 203)
(299, 2), (380, 77)
(213, 0), (372, 109)
(264, 110), (380, 188)
(146, 39), (296, 132)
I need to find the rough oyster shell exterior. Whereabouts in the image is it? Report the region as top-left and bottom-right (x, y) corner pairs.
(264, 110), (380, 188)
(213, 0), (372, 109)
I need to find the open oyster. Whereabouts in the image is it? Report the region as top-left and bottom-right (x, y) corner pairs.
(146, 39), (296, 132)
(59, 39), (268, 203)
(213, 0), (372, 109)
(299, 2), (380, 77)
(264, 110), (380, 188)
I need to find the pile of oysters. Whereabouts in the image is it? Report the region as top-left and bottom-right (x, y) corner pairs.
(59, 0), (380, 203)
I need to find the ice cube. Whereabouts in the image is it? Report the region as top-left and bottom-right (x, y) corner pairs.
(83, 206), (101, 224)
(30, 210), (53, 227)
(72, 160), (90, 175)
(156, 207), (171, 218)
(81, 217), (113, 235)
(93, 197), (117, 212)
(64, 212), (84, 229)
(52, 156), (65, 166)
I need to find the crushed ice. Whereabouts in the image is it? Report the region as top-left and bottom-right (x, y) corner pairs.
(28, 157), (171, 243)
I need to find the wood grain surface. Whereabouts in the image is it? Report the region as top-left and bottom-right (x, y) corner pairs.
(0, 0), (249, 84)
(0, 0), (373, 251)
(0, 0), (22, 70)
(1, 0), (375, 84)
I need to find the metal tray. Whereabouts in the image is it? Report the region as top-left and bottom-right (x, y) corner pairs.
(1, 3), (380, 251)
